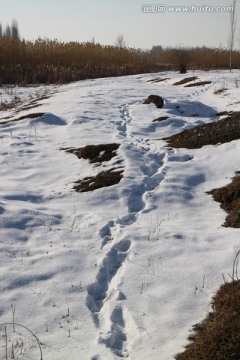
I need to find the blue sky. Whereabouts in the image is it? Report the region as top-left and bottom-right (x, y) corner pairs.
(0, 0), (237, 49)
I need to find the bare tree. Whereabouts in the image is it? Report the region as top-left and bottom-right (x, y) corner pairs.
(11, 19), (20, 40)
(0, 23), (2, 37)
(4, 25), (11, 39)
(169, 46), (190, 73)
(228, 0), (237, 72)
(115, 34), (126, 49)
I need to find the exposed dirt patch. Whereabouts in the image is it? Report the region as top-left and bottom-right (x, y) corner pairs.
(147, 77), (170, 83)
(143, 95), (164, 108)
(64, 143), (123, 192)
(207, 173), (240, 228)
(74, 169), (123, 192)
(173, 77), (198, 85)
(65, 143), (120, 164)
(175, 280), (240, 360)
(153, 77), (170, 83)
(214, 88), (228, 95)
(185, 81), (212, 87)
(217, 111), (240, 117)
(21, 104), (42, 111)
(163, 115), (240, 149)
(1, 112), (46, 125)
(152, 116), (169, 122)
(1, 115), (12, 121)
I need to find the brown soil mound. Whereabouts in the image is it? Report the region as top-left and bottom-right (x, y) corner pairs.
(173, 77), (198, 85)
(152, 116), (169, 122)
(65, 143), (120, 163)
(163, 115), (240, 149)
(185, 81), (212, 87)
(175, 280), (240, 360)
(74, 169), (123, 192)
(143, 95), (164, 108)
(1, 112), (46, 125)
(207, 173), (240, 228)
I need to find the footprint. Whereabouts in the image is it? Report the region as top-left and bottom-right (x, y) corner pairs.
(99, 220), (115, 248)
(140, 160), (161, 177)
(116, 213), (137, 226)
(117, 291), (127, 301)
(116, 121), (127, 137)
(168, 154), (193, 162)
(100, 307), (129, 358)
(86, 240), (131, 319)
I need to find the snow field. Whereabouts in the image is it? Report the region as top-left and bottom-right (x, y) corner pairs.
(0, 70), (240, 359)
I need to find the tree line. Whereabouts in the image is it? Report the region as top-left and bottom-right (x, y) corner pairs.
(0, 19), (240, 85)
(0, 20), (20, 40)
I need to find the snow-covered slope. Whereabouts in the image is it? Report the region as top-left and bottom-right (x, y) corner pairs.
(0, 70), (240, 359)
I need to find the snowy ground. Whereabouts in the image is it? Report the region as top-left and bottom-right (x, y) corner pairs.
(0, 70), (240, 359)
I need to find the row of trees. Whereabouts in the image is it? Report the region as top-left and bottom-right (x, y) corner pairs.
(0, 19), (20, 40)
(1, 34), (240, 85)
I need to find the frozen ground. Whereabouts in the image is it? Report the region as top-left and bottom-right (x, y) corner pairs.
(0, 70), (240, 359)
